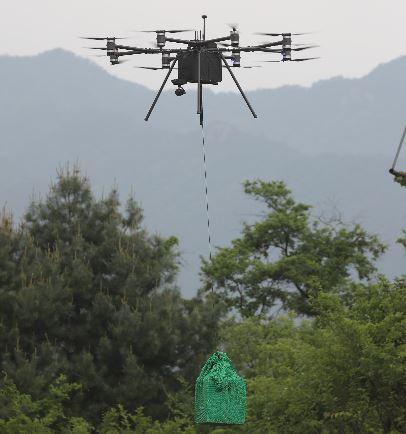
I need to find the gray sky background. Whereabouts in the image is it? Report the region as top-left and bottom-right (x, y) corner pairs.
(2, 0), (406, 91)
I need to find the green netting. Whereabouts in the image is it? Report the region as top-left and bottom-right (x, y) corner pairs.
(195, 351), (246, 425)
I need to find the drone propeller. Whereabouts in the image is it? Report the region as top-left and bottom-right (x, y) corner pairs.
(136, 29), (193, 34)
(291, 45), (319, 51)
(80, 36), (126, 40)
(227, 22), (239, 32)
(262, 45), (318, 53)
(261, 57), (320, 63)
(222, 65), (262, 69)
(293, 43), (316, 46)
(291, 57), (320, 62)
(255, 32), (312, 37)
(134, 66), (178, 70)
(134, 66), (162, 70)
(85, 47), (108, 50)
(264, 41), (316, 48)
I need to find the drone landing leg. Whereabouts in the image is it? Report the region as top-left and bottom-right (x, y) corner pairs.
(391, 125), (406, 171)
(220, 53), (257, 119)
(145, 58), (178, 121)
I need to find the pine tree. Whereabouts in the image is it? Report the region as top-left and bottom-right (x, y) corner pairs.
(0, 165), (218, 423)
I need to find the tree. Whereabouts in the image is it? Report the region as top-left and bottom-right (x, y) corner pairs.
(202, 180), (385, 317)
(0, 375), (91, 433)
(0, 166), (219, 423)
(219, 279), (406, 433)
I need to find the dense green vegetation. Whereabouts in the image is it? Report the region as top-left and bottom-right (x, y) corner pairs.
(0, 168), (404, 433)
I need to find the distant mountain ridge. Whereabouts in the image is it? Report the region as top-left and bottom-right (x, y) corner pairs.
(2, 49), (406, 155)
(0, 49), (405, 296)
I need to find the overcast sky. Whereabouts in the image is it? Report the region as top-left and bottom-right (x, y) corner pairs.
(2, 0), (406, 91)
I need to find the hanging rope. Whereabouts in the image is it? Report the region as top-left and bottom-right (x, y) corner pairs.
(200, 122), (221, 350)
(200, 123), (212, 263)
(195, 125), (246, 428)
(391, 125), (406, 171)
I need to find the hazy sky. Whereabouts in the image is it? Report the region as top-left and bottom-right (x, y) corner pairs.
(2, 0), (406, 91)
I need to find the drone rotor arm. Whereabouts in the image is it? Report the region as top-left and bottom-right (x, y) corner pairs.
(116, 51), (142, 57)
(196, 35), (231, 45)
(206, 46), (253, 53)
(115, 46), (178, 54)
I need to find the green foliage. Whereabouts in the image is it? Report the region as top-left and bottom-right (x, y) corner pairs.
(0, 165), (219, 423)
(202, 180), (386, 317)
(0, 375), (91, 433)
(99, 405), (196, 433)
(393, 174), (406, 188)
(0, 170), (404, 433)
(219, 279), (406, 433)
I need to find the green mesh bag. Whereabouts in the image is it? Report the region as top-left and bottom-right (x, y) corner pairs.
(195, 351), (246, 425)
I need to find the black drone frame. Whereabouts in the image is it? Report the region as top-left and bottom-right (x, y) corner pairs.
(144, 50), (257, 125)
(82, 15), (318, 124)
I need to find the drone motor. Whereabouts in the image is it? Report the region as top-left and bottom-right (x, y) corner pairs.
(282, 48), (292, 62)
(232, 50), (241, 67)
(162, 52), (171, 68)
(106, 39), (116, 54)
(230, 29), (240, 47)
(282, 34), (292, 46)
(109, 53), (119, 65)
(156, 31), (166, 48)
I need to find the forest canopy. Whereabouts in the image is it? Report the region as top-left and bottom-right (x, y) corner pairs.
(0, 167), (404, 433)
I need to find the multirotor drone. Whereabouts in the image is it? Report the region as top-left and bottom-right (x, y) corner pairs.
(83, 15), (318, 124)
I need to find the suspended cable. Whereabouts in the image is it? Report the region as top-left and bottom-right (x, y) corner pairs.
(200, 121), (220, 350)
(200, 123), (212, 263)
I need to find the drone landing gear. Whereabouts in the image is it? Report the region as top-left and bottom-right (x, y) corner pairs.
(144, 57), (178, 121)
(389, 125), (406, 178)
(219, 53), (257, 119)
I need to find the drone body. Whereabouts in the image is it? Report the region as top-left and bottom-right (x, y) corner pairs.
(176, 45), (222, 86)
(83, 16), (318, 124)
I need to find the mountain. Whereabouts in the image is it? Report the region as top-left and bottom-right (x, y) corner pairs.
(0, 49), (405, 296)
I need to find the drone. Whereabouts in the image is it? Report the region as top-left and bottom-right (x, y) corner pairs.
(82, 15), (318, 125)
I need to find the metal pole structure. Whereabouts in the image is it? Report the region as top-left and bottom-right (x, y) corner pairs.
(197, 51), (201, 114)
(144, 57), (178, 121)
(219, 52), (257, 119)
(202, 15), (207, 41)
(391, 125), (406, 170)
(200, 84), (204, 125)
